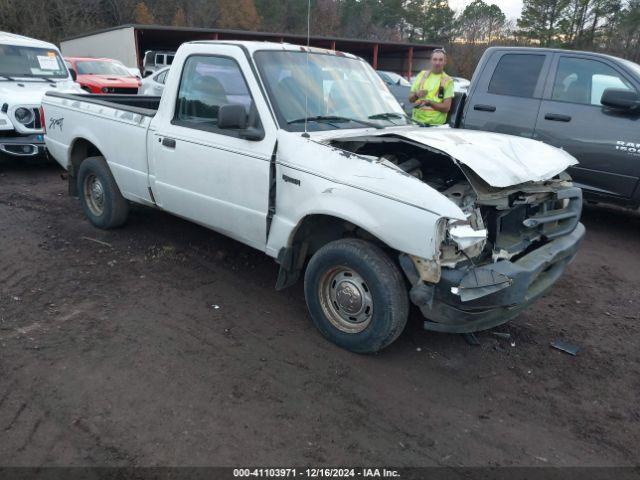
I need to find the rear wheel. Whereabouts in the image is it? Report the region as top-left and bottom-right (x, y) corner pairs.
(304, 238), (409, 353)
(77, 156), (129, 229)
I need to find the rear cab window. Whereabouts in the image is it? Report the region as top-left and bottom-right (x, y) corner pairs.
(488, 53), (546, 98)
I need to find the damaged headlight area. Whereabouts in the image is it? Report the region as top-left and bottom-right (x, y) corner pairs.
(440, 209), (487, 268)
(403, 212), (488, 287)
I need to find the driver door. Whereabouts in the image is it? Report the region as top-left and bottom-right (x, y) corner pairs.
(534, 54), (640, 200)
(149, 46), (276, 251)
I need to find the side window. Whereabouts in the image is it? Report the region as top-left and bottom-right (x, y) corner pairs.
(552, 57), (635, 106)
(174, 55), (253, 133)
(488, 54), (545, 98)
(167, 55), (175, 66)
(155, 54), (164, 65)
(156, 70), (168, 84)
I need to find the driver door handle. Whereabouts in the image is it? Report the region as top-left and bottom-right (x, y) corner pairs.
(473, 104), (496, 112)
(161, 137), (176, 149)
(544, 113), (572, 122)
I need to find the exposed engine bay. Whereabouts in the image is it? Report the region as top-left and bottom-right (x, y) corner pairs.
(329, 135), (583, 285)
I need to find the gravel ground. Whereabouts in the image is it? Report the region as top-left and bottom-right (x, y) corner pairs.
(1, 158), (639, 467)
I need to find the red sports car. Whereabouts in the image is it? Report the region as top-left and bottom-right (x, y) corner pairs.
(65, 57), (141, 94)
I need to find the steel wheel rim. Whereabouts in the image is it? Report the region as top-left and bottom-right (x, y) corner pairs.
(84, 174), (105, 216)
(319, 266), (373, 334)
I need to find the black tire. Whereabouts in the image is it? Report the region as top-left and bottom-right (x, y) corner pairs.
(304, 238), (409, 353)
(77, 156), (129, 229)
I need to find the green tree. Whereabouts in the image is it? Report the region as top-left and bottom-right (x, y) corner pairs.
(603, 0), (640, 60)
(255, 0), (309, 34)
(406, 0), (456, 43)
(457, 0), (507, 43)
(216, 0), (261, 30)
(518, 0), (571, 45)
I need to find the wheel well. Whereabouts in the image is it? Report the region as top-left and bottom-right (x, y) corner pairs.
(68, 138), (103, 196)
(292, 214), (386, 255)
(275, 214), (391, 290)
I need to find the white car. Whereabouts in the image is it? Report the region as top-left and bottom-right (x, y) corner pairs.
(138, 67), (169, 96)
(43, 41), (584, 353)
(452, 76), (471, 93)
(0, 31), (83, 158)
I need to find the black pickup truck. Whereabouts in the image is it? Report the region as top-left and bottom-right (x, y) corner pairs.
(450, 47), (640, 208)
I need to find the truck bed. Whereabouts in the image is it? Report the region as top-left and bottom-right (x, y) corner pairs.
(45, 92), (161, 117)
(43, 91), (158, 206)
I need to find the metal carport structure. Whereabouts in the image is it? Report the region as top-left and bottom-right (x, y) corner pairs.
(61, 24), (440, 78)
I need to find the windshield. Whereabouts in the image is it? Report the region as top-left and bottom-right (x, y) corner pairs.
(254, 50), (410, 131)
(76, 60), (132, 76)
(0, 45), (67, 79)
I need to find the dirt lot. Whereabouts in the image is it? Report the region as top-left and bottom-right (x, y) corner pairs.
(1, 158), (639, 467)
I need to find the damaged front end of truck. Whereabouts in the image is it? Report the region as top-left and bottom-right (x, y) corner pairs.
(326, 129), (586, 333)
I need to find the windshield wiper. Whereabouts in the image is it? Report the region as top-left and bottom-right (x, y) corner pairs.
(0, 74), (58, 83)
(288, 115), (383, 129)
(368, 112), (405, 120)
(369, 112), (420, 126)
(368, 112), (407, 125)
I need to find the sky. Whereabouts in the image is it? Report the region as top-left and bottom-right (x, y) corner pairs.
(449, 0), (524, 20)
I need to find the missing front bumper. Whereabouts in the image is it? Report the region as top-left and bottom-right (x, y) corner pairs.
(402, 222), (586, 334)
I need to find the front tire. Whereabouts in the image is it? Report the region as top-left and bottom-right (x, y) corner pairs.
(304, 238), (409, 353)
(77, 156), (129, 229)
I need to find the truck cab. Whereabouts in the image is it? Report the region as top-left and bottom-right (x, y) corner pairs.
(0, 31), (84, 159)
(460, 47), (640, 208)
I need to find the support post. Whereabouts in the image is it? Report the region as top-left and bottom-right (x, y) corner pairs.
(406, 47), (414, 80)
(372, 44), (379, 70)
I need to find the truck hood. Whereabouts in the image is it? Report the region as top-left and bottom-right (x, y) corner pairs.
(312, 126), (578, 188)
(0, 80), (82, 106)
(277, 130), (468, 220)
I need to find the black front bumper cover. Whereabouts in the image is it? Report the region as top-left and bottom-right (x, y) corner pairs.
(402, 222), (586, 334)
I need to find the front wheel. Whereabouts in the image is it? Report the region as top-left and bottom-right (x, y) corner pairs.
(304, 239), (409, 353)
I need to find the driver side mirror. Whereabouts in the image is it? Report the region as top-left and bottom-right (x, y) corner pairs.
(218, 104), (248, 129)
(69, 68), (77, 82)
(601, 88), (640, 112)
(218, 103), (264, 141)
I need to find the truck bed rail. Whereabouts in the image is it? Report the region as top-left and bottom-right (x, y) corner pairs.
(44, 91), (160, 117)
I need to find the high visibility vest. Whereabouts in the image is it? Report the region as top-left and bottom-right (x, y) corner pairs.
(415, 70), (452, 102)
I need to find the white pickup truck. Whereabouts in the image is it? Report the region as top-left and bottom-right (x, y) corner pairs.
(43, 41), (585, 353)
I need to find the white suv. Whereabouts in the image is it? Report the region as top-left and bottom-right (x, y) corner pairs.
(0, 31), (83, 158)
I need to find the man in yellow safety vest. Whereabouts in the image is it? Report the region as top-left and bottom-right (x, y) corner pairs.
(409, 49), (454, 126)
